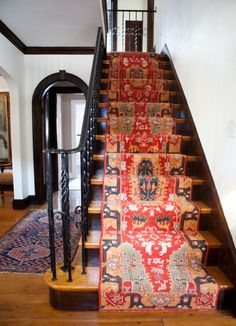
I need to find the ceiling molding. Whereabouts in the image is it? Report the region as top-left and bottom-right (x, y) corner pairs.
(0, 19), (26, 53)
(0, 20), (95, 55)
(25, 47), (95, 55)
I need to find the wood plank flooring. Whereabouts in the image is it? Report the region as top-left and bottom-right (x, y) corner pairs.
(0, 191), (236, 325)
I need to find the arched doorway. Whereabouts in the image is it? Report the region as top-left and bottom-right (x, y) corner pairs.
(32, 70), (88, 204)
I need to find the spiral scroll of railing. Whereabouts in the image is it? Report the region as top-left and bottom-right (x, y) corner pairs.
(44, 27), (104, 282)
(107, 9), (156, 52)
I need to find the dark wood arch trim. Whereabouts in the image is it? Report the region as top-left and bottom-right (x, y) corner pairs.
(32, 71), (88, 203)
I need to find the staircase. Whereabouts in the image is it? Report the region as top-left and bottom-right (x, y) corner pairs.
(44, 52), (236, 312)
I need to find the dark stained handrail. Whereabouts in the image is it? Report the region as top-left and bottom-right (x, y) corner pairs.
(107, 9), (156, 12)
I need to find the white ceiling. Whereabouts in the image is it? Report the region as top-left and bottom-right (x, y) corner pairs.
(0, 0), (102, 47)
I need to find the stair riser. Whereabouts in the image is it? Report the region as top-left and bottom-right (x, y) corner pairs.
(49, 288), (98, 311)
(95, 138), (193, 156)
(48, 287), (234, 311)
(89, 212), (213, 232)
(103, 61), (171, 69)
(89, 214), (101, 230)
(90, 181), (206, 203)
(101, 70), (175, 80)
(96, 122), (191, 137)
(99, 94), (182, 104)
(97, 106), (187, 120)
(86, 249), (99, 267)
(101, 82), (178, 92)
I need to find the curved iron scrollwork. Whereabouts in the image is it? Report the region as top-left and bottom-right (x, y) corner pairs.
(44, 27), (105, 282)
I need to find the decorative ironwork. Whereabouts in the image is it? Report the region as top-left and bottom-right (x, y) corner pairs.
(107, 9), (156, 52)
(44, 27), (104, 282)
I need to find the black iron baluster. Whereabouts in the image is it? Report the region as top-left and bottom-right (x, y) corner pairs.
(135, 11), (138, 52)
(128, 11), (131, 51)
(46, 152), (57, 281)
(60, 153), (72, 282)
(142, 11), (144, 52)
(44, 28), (104, 281)
(107, 9), (156, 51)
(122, 11), (124, 51)
(80, 149), (86, 274)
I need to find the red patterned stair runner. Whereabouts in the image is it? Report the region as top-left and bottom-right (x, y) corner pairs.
(99, 52), (219, 311)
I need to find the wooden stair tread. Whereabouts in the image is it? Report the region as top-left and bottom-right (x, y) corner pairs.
(93, 154), (198, 161)
(83, 230), (100, 249)
(95, 134), (190, 141)
(91, 174), (103, 185)
(98, 102), (183, 109)
(44, 265), (99, 292)
(208, 266), (234, 290)
(101, 79), (177, 84)
(102, 68), (173, 74)
(83, 230), (221, 250)
(190, 176), (206, 185)
(88, 200), (211, 215)
(99, 89), (178, 96)
(200, 231), (222, 248)
(97, 118), (186, 124)
(102, 59), (170, 65)
(91, 174), (205, 186)
(193, 201), (212, 214)
(88, 201), (102, 214)
(45, 265), (233, 292)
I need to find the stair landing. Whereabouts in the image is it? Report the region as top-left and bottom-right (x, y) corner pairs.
(44, 264), (233, 311)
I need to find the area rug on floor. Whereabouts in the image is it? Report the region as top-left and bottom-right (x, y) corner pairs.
(0, 209), (80, 274)
(99, 52), (220, 311)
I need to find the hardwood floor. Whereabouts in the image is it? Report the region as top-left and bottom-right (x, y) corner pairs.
(0, 191), (236, 325)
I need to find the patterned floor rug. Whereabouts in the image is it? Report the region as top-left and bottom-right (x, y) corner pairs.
(0, 209), (80, 274)
(99, 52), (220, 311)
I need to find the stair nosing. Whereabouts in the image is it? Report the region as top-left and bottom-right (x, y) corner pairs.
(98, 102), (182, 109)
(88, 200), (211, 215)
(45, 265), (233, 292)
(83, 230), (221, 250)
(95, 134), (190, 141)
(93, 154), (198, 161)
(91, 175), (205, 186)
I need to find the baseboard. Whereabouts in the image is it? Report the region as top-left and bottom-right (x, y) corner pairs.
(12, 195), (35, 209)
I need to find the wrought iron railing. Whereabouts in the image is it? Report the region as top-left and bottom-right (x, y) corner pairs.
(44, 27), (104, 282)
(107, 9), (156, 52)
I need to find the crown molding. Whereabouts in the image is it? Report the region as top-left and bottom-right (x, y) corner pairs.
(25, 47), (95, 55)
(0, 20), (26, 53)
(0, 19), (95, 55)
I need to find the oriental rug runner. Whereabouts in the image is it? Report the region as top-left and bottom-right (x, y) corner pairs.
(0, 209), (80, 274)
(99, 52), (219, 311)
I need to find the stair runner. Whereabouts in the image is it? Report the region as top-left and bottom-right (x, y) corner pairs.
(99, 52), (220, 311)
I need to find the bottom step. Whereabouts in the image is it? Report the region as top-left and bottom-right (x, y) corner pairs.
(44, 265), (233, 311)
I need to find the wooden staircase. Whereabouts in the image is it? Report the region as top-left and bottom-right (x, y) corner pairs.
(44, 55), (236, 312)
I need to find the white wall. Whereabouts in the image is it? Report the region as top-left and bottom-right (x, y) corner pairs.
(24, 55), (93, 195)
(155, 0), (236, 244)
(0, 76), (9, 91)
(0, 34), (26, 199)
